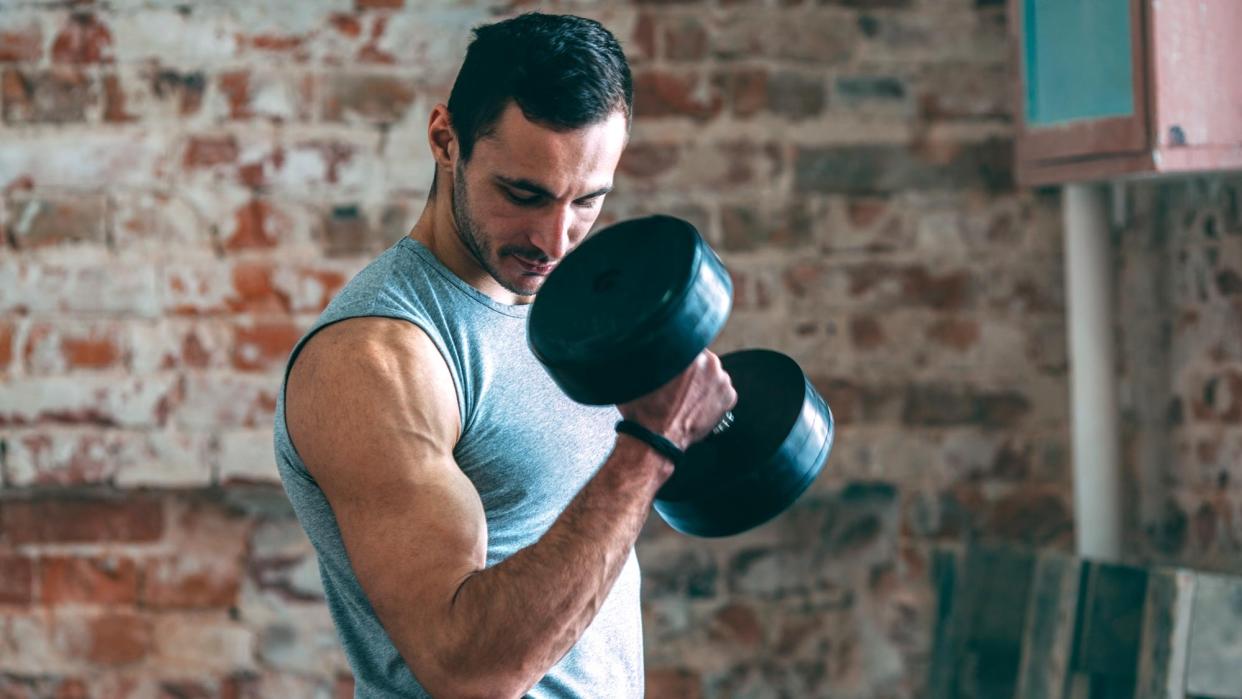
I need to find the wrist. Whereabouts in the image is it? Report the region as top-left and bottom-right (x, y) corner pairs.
(615, 419), (684, 465)
(614, 411), (689, 450)
(612, 432), (676, 487)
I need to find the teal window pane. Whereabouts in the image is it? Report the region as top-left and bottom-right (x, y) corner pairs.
(1024, 0), (1135, 126)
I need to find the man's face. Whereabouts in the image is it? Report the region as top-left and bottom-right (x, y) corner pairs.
(449, 103), (629, 297)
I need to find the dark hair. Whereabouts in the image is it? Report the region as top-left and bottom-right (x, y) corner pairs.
(446, 12), (633, 161)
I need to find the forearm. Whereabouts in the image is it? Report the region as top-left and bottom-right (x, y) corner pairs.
(432, 435), (670, 697)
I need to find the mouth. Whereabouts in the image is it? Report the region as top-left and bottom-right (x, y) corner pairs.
(512, 255), (556, 276)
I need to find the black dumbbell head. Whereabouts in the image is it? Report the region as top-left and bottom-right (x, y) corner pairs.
(528, 215), (733, 405)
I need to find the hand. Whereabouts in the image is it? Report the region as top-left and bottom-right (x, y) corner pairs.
(617, 351), (737, 450)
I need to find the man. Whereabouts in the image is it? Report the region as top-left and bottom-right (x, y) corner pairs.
(274, 13), (737, 698)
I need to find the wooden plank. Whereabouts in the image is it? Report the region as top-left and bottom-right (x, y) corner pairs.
(1015, 552), (1082, 699)
(1186, 572), (1242, 698)
(1073, 561), (1148, 678)
(926, 547), (968, 699)
(966, 547), (1036, 699)
(1134, 567), (1195, 699)
(927, 545), (1037, 699)
(969, 547), (1037, 649)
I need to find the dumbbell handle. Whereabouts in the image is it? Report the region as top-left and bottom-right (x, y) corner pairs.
(712, 410), (736, 436)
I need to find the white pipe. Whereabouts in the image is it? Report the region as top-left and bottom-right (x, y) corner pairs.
(1063, 182), (1123, 562)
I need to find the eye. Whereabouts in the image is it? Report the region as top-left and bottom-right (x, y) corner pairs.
(574, 195), (604, 209)
(505, 189), (542, 206)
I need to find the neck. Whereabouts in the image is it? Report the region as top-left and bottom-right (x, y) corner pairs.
(408, 182), (530, 306)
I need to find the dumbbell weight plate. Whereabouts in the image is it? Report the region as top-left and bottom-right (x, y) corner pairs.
(654, 349), (834, 537)
(528, 215), (733, 406)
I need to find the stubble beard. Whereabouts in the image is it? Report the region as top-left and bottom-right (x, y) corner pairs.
(451, 163), (543, 298)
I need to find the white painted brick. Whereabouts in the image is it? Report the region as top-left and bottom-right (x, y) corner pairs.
(218, 429), (280, 485)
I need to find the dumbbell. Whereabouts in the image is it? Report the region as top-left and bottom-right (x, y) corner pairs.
(527, 215), (834, 537)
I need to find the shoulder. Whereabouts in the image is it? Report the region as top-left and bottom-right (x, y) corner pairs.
(287, 317), (461, 450)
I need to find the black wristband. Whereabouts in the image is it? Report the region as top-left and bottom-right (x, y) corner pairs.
(615, 419), (684, 466)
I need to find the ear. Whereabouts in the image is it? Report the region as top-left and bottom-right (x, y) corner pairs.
(427, 104), (457, 170)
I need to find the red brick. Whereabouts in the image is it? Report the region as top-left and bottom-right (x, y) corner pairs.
(77, 611), (153, 666)
(296, 140), (360, 186)
(901, 384), (1031, 428)
(101, 72), (135, 123)
(0, 21), (43, 63)
(719, 200), (810, 252)
(926, 316), (980, 351)
(808, 376), (901, 425)
(231, 319), (303, 372)
(217, 70), (251, 119)
(50, 13), (114, 65)
(844, 263), (973, 310)
(631, 13), (656, 62)
(321, 73), (415, 124)
(183, 134), (239, 169)
(141, 555), (240, 609)
(795, 140), (1014, 194)
(23, 321), (126, 372)
(850, 315), (886, 350)
(0, 498), (163, 545)
(329, 14), (363, 38)
(646, 668), (702, 699)
(129, 320), (229, 372)
(847, 197), (888, 227)
(39, 555), (141, 605)
(230, 263), (288, 313)
(715, 67), (768, 118)
(0, 320), (13, 372)
(633, 70), (723, 122)
(63, 329), (127, 369)
(161, 263), (289, 316)
(618, 142), (680, 179)
(141, 499), (248, 609)
(0, 554), (35, 604)
(731, 269), (774, 311)
(290, 265), (348, 313)
(357, 16), (395, 64)
(5, 192), (108, 248)
(982, 486), (1074, 546)
(154, 679), (217, 698)
(236, 195), (319, 252)
(709, 602), (763, 647)
(1, 67), (96, 125)
(236, 34), (307, 59)
(224, 199), (281, 251)
(663, 16), (709, 61)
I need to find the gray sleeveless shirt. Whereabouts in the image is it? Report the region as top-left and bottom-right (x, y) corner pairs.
(272, 237), (644, 698)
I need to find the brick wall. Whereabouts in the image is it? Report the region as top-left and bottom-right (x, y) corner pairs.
(0, 1), (1073, 696)
(1118, 177), (1242, 573)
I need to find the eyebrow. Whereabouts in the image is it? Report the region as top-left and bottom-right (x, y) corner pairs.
(495, 175), (613, 200)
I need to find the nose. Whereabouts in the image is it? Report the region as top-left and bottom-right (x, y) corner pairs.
(532, 204), (575, 261)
